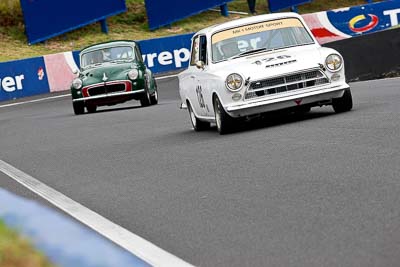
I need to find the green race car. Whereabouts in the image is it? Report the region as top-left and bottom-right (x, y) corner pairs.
(71, 40), (158, 115)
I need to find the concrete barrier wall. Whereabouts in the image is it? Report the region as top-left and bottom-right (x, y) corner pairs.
(324, 27), (400, 82)
(1, 0), (400, 101)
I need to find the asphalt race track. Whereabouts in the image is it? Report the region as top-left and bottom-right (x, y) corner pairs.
(1, 77), (400, 267)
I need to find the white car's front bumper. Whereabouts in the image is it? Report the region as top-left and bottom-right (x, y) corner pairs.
(225, 83), (349, 117)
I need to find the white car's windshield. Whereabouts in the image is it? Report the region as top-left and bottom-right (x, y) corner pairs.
(81, 46), (134, 68)
(211, 18), (314, 62)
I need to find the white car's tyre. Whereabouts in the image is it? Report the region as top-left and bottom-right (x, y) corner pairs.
(213, 96), (234, 135)
(294, 105), (311, 116)
(188, 102), (210, 131)
(333, 88), (353, 113)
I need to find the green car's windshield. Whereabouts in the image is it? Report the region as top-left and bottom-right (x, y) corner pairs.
(211, 18), (314, 62)
(81, 46), (134, 68)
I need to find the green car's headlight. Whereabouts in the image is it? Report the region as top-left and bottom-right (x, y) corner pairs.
(128, 69), (139, 80)
(72, 78), (83, 89)
(225, 73), (243, 92)
(325, 54), (343, 72)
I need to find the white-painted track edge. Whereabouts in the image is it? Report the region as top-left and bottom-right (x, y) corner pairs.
(0, 159), (194, 267)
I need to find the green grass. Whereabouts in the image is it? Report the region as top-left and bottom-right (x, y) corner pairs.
(0, 220), (55, 267)
(0, 0), (377, 62)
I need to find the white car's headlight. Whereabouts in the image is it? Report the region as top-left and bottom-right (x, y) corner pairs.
(325, 54), (343, 72)
(72, 78), (82, 89)
(128, 69), (139, 80)
(225, 73), (243, 92)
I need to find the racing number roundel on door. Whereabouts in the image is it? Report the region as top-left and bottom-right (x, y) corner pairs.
(196, 85), (206, 108)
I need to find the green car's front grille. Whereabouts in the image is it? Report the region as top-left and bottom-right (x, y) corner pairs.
(88, 84), (126, 96)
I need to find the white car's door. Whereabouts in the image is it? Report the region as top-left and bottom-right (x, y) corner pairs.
(195, 35), (214, 117)
(186, 35), (209, 117)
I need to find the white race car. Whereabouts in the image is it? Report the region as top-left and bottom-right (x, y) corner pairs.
(178, 13), (352, 134)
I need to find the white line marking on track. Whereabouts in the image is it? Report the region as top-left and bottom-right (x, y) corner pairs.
(0, 94), (71, 108)
(0, 159), (194, 267)
(0, 74), (179, 109)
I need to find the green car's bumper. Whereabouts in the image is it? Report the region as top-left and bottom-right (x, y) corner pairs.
(72, 80), (144, 102)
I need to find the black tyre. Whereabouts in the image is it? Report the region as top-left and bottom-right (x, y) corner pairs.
(213, 96), (234, 135)
(140, 88), (151, 107)
(332, 89), (353, 113)
(188, 102), (210, 131)
(86, 104), (97, 113)
(73, 101), (84, 115)
(293, 105), (311, 117)
(140, 77), (151, 107)
(297, 106), (311, 114)
(150, 84), (158, 105)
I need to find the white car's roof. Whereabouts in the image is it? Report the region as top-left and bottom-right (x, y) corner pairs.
(195, 12), (304, 36)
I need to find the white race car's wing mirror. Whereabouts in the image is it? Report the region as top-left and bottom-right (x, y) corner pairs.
(73, 69), (80, 75)
(195, 61), (205, 70)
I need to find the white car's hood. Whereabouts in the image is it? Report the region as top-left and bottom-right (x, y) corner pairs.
(212, 45), (325, 81)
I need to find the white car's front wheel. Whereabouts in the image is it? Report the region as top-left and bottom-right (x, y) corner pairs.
(332, 88), (353, 113)
(188, 102), (210, 131)
(213, 96), (234, 135)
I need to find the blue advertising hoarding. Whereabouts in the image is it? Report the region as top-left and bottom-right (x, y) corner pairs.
(325, 0), (400, 36)
(139, 33), (193, 73)
(0, 57), (49, 101)
(144, 0), (232, 30)
(268, 0), (312, 12)
(20, 0), (126, 45)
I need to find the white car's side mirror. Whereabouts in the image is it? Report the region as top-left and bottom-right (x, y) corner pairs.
(73, 69), (80, 75)
(195, 61), (205, 70)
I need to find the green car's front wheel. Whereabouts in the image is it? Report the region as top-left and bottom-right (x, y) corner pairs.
(140, 89), (151, 107)
(150, 85), (158, 105)
(140, 77), (152, 107)
(73, 101), (84, 115)
(86, 104), (97, 113)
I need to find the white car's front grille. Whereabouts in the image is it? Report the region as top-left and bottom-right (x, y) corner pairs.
(245, 69), (329, 99)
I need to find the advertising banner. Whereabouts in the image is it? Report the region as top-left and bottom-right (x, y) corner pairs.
(139, 34), (193, 74)
(20, 0), (126, 44)
(303, 0), (400, 44)
(144, 0), (232, 30)
(268, 0), (312, 12)
(0, 57), (49, 101)
(327, 1), (400, 36)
